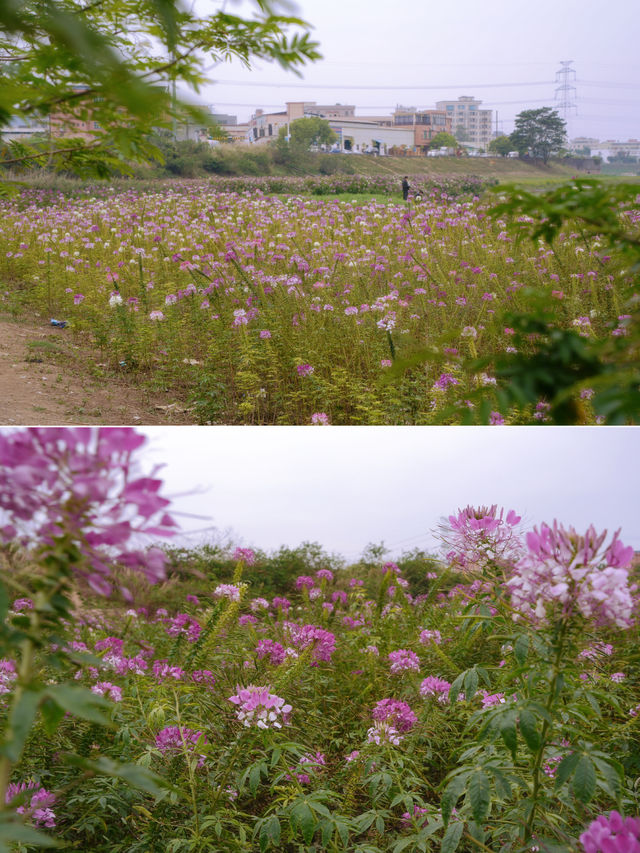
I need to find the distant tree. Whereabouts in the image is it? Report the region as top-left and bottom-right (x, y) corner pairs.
(454, 125), (470, 142)
(488, 135), (514, 156)
(288, 116), (336, 149)
(510, 107), (566, 163)
(429, 132), (458, 150)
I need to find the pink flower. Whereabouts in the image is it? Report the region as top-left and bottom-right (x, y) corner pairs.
(439, 505), (523, 571)
(91, 681), (123, 702)
(579, 811), (640, 853)
(296, 364), (314, 377)
(295, 575), (315, 590)
(367, 722), (403, 746)
(506, 523), (636, 627)
(228, 685), (292, 729)
(311, 412), (330, 425)
(213, 584), (242, 602)
(419, 629), (442, 645)
(0, 429), (177, 597)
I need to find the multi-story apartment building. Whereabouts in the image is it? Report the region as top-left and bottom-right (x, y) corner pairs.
(434, 96), (493, 148)
(391, 106), (452, 152)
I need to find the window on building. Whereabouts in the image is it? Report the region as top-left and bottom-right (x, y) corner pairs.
(268, 124), (272, 136)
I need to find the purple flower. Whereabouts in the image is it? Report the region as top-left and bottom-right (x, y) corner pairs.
(255, 639), (287, 666)
(259, 330), (272, 339)
(228, 685), (292, 729)
(311, 412), (330, 425)
(296, 364), (314, 378)
(388, 649), (420, 675)
(315, 569), (334, 583)
(166, 613), (201, 643)
(233, 547), (256, 566)
(419, 629), (442, 645)
(155, 726), (207, 767)
(371, 698), (417, 732)
(283, 622), (336, 662)
(420, 676), (451, 703)
(433, 373), (460, 391)
(295, 575), (315, 590)
(11, 598), (33, 611)
(0, 659), (17, 695)
(6, 781), (56, 828)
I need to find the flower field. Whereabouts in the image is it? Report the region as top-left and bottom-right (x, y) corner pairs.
(0, 429), (638, 852)
(0, 176), (629, 424)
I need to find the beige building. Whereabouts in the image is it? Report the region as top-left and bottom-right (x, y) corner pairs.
(391, 106), (452, 153)
(248, 102), (356, 143)
(434, 96), (493, 148)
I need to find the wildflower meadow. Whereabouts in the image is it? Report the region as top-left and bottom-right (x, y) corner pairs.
(0, 427), (638, 852)
(0, 176), (633, 424)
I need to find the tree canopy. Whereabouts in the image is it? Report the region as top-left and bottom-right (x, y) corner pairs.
(509, 107), (566, 163)
(0, 0), (320, 178)
(429, 132), (457, 150)
(287, 116), (336, 149)
(488, 135), (513, 156)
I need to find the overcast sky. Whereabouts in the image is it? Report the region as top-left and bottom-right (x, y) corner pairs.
(140, 427), (640, 561)
(193, 0), (640, 141)
(195, 0), (640, 139)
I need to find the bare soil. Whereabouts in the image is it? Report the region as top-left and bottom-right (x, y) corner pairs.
(0, 315), (194, 425)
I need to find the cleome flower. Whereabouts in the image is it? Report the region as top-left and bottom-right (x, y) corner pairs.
(506, 523), (636, 628)
(228, 685), (292, 729)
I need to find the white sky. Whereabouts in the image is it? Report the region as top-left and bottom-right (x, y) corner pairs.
(141, 427), (640, 561)
(192, 0), (640, 141)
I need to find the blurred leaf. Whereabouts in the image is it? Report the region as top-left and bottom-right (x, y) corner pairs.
(572, 755), (596, 804)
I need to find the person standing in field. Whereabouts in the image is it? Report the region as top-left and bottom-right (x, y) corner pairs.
(402, 176), (410, 201)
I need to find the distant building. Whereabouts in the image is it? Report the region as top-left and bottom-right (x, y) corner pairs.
(391, 106), (452, 152)
(326, 118), (413, 154)
(434, 96), (493, 148)
(248, 102), (356, 143)
(0, 115), (48, 141)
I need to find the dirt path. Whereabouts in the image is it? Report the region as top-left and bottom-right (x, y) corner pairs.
(0, 316), (194, 425)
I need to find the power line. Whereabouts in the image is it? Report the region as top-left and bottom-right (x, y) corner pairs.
(213, 79), (554, 91)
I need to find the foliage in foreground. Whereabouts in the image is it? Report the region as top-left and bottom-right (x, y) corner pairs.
(0, 428), (638, 853)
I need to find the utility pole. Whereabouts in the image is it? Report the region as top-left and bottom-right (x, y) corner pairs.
(555, 60), (577, 140)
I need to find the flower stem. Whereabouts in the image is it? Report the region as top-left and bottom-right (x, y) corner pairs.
(523, 619), (568, 843)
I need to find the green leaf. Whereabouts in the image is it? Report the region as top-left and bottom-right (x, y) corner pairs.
(518, 709), (541, 753)
(554, 751), (580, 789)
(514, 633), (529, 665)
(45, 684), (111, 726)
(40, 696), (66, 736)
(291, 801), (316, 845)
(0, 687), (42, 762)
(0, 812), (58, 850)
(441, 820), (464, 853)
(592, 755), (623, 802)
(468, 769), (490, 823)
(61, 754), (172, 796)
(464, 668), (479, 701)
(449, 672), (465, 705)
(441, 774), (467, 827)
(0, 580), (9, 624)
(260, 815), (280, 849)
(498, 709), (518, 759)
(572, 755), (596, 804)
